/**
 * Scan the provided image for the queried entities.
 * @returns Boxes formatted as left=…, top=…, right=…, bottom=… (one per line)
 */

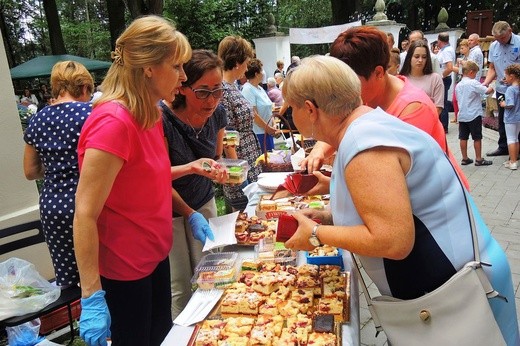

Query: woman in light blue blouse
left=241, top=58, right=279, bottom=151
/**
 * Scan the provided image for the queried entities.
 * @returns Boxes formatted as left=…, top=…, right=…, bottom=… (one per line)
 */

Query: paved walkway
left=359, top=116, right=520, bottom=345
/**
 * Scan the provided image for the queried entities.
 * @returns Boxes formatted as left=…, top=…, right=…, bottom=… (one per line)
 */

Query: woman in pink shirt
left=74, top=16, right=191, bottom=346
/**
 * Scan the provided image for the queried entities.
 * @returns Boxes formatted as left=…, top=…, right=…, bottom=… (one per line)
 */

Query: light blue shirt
left=489, top=34, right=520, bottom=93
left=468, top=45, right=484, bottom=81
left=504, top=85, right=520, bottom=124
left=241, top=82, right=273, bottom=135
left=455, top=76, right=488, bottom=122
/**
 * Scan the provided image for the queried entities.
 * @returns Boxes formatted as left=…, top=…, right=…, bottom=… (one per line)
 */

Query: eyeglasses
left=187, top=86, right=224, bottom=99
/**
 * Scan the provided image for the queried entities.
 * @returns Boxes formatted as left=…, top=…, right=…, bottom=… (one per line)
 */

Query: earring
left=311, top=123, right=315, bottom=138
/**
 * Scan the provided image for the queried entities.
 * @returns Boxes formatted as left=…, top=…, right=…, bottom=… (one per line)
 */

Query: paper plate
left=257, top=172, right=290, bottom=192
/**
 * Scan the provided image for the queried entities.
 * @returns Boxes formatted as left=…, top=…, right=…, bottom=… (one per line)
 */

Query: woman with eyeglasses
left=218, top=36, right=263, bottom=211
left=160, top=49, right=229, bottom=318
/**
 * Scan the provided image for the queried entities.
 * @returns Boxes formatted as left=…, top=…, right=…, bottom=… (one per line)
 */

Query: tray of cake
left=191, top=260, right=351, bottom=346
left=234, top=212, right=278, bottom=246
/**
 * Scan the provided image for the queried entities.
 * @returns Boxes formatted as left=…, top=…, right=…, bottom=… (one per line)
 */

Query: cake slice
left=307, top=332, right=337, bottom=346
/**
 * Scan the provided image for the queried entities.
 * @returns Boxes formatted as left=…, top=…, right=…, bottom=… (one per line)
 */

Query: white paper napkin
left=291, top=148, right=306, bottom=171
left=202, top=211, right=239, bottom=252
left=173, top=289, right=224, bottom=327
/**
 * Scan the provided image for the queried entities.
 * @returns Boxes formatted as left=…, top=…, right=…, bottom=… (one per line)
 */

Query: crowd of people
left=19, top=13, right=520, bottom=346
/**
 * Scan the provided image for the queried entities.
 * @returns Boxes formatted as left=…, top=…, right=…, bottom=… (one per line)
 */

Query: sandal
left=475, top=159, right=493, bottom=166
left=461, top=158, right=473, bottom=165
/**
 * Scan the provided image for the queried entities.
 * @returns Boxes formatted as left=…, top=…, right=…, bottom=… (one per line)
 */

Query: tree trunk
left=106, top=0, right=126, bottom=50
left=42, top=0, right=66, bottom=54
left=0, top=10, right=15, bottom=68
left=330, top=0, right=361, bottom=25
left=127, top=0, right=164, bottom=19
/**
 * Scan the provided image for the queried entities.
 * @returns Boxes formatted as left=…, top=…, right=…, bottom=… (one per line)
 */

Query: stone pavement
left=359, top=115, right=520, bottom=346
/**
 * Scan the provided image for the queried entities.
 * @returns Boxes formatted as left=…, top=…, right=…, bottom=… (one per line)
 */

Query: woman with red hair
left=303, top=26, right=469, bottom=191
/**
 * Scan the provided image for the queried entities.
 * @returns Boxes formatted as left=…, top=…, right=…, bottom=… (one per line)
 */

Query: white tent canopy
left=289, top=21, right=362, bottom=44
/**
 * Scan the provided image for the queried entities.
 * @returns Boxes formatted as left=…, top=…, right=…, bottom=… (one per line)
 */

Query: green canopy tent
left=10, top=54, right=112, bottom=80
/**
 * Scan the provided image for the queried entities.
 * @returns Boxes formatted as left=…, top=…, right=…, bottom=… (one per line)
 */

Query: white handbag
left=353, top=169, right=506, bottom=346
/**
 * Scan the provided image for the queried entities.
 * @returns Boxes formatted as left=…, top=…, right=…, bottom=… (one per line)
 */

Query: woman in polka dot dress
left=23, top=60, right=94, bottom=287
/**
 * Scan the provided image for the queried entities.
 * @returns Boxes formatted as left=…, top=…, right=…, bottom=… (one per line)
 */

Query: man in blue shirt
left=482, top=21, right=520, bottom=157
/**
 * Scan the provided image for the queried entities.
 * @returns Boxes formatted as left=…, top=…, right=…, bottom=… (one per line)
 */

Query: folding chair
left=0, top=220, right=81, bottom=345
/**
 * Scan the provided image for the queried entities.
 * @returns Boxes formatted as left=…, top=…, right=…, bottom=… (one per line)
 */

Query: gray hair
left=282, top=55, right=361, bottom=117
left=492, top=21, right=511, bottom=36
left=267, top=77, right=277, bottom=87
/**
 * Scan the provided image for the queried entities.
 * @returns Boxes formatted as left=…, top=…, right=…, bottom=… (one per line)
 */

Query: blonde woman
left=24, top=60, right=93, bottom=288
left=73, top=16, right=191, bottom=346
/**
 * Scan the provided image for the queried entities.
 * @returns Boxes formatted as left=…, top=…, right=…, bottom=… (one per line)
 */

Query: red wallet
left=276, top=214, right=321, bottom=242
left=282, top=173, right=319, bottom=195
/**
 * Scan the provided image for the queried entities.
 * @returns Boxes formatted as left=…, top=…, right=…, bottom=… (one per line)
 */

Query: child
left=455, top=60, right=494, bottom=166
left=500, top=63, right=520, bottom=170
left=387, top=48, right=400, bottom=76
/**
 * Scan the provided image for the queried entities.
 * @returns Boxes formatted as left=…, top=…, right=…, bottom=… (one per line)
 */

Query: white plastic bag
left=0, top=258, right=60, bottom=320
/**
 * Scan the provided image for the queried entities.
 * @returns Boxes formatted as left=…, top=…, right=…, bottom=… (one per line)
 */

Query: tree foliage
left=165, top=0, right=273, bottom=52
left=2, top=0, right=520, bottom=77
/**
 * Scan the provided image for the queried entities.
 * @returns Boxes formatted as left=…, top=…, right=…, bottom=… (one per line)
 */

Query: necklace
left=185, top=116, right=207, bottom=139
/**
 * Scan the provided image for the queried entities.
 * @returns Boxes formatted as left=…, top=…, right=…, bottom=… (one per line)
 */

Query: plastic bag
left=0, top=257, right=60, bottom=320
left=6, top=318, right=45, bottom=346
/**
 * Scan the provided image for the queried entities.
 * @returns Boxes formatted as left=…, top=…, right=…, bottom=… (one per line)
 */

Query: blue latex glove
left=80, top=290, right=111, bottom=346
left=188, top=212, right=215, bottom=244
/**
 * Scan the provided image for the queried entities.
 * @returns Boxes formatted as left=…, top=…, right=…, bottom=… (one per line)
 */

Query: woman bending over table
left=284, top=55, right=519, bottom=345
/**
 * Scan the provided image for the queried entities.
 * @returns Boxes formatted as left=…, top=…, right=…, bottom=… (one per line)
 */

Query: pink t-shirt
left=78, top=101, right=172, bottom=280
left=386, top=76, right=470, bottom=190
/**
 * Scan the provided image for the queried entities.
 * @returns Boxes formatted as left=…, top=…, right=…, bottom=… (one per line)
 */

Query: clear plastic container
left=223, top=130, right=240, bottom=146
left=217, top=158, right=250, bottom=185
left=254, top=238, right=297, bottom=265
left=191, top=252, right=238, bottom=290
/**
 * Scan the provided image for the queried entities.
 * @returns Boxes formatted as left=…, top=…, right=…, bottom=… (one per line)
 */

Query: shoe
left=505, top=161, right=518, bottom=170
left=486, top=149, right=508, bottom=156
left=461, top=158, right=474, bottom=165
left=475, top=159, right=493, bottom=166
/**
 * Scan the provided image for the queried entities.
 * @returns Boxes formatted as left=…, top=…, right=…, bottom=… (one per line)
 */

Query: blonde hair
left=282, top=55, right=361, bottom=117
left=96, top=15, right=192, bottom=129
left=50, top=61, right=94, bottom=99
left=462, top=60, right=479, bottom=74
left=459, top=39, right=469, bottom=47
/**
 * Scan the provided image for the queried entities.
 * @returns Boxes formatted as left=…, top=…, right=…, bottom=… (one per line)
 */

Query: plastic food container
left=254, top=238, right=297, bottom=266
left=191, top=252, right=238, bottom=290
left=217, top=158, right=249, bottom=185
left=223, top=130, right=240, bottom=146
left=306, top=247, right=344, bottom=270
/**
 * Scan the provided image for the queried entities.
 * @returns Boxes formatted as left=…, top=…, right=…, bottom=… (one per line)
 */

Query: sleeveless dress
left=24, top=101, right=92, bottom=286
left=331, top=107, right=519, bottom=344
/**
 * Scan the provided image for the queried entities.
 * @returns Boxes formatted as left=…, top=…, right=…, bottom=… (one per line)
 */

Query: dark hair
left=399, top=39, right=433, bottom=76
left=245, top=58, right=263, bottom=80
left=438, top=32, right=450, bottom=43
left=172, top=49, right=223, bottom=109
left=218, top=36, right=254, bottom=71
left=330, top=26, right=389, bottom=79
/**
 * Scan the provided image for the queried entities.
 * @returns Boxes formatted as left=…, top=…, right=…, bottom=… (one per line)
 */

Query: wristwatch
left=309, top=224, right=322, bottom=247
